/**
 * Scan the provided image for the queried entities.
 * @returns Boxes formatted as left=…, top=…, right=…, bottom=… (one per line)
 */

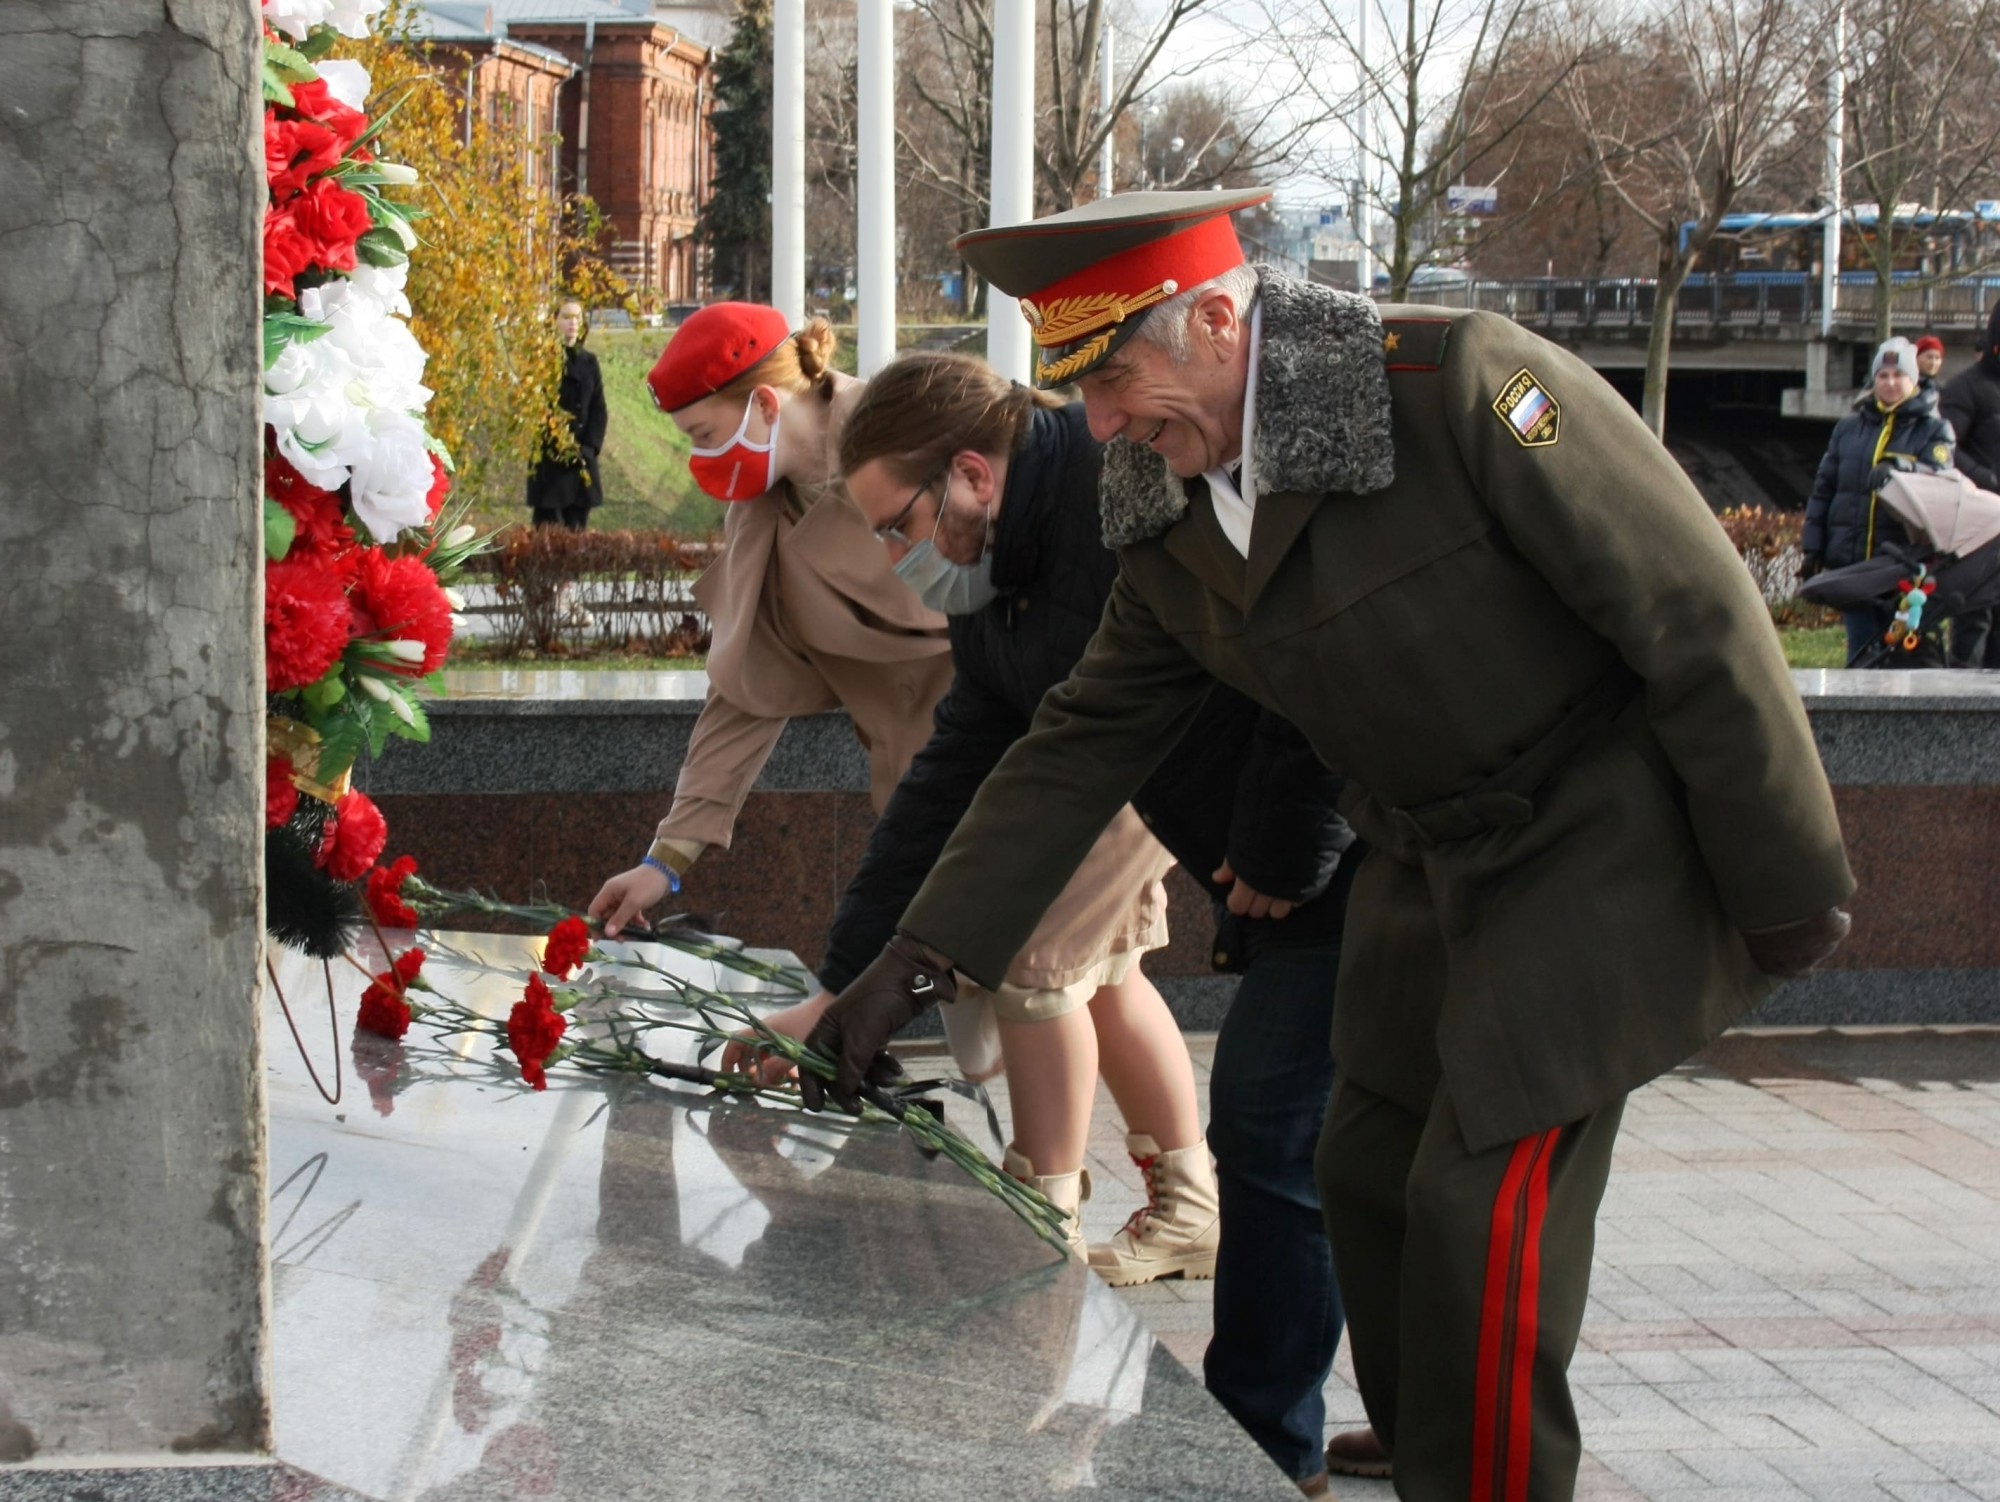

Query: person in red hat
left=589, top=305, right=954, bottom=933
left=1915, top=334, right=1946, bottom=389
left=802, top=190, right=1855, bottom=1500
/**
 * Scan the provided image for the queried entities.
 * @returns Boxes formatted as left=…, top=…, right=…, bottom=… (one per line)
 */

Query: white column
left=1821, top=2, right=1846, bottom=339
left=987, top=0, right=1034, bottom=380
left=1098, top=28, right=1116, bottom=196
left=856, top=0, right=896, bottom=374
left=1353, top=0, right=1374, bottom=294
left=771, top=0, right=806, bottom=324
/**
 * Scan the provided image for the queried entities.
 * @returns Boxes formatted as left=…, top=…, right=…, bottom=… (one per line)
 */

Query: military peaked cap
left=955, top=188, right=1271, bottom=387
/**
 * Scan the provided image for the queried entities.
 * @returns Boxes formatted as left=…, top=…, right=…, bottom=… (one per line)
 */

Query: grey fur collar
left=1098, top=267, right=1396, bottom=548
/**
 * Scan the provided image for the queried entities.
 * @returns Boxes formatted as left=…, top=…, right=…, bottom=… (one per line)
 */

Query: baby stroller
left=1799, top=470, right=2000, bottom=668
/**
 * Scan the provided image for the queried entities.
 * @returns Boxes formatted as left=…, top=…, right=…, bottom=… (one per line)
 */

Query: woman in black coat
left=526, top=299, right=608, bottom=529
left=1804, top=336, right=1955, bottom=661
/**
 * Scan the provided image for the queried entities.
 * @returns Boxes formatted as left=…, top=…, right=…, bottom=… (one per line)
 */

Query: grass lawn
left=588, top=330, right=715, bottom=537
left=1779, top=625, right=1847, bottom=669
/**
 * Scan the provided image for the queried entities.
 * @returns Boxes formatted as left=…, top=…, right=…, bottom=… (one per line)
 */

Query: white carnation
left=265, top=333, right=365, bottom=490
left=313, top=59, right=372, bottom=111
left=261, top=0, right=385, bottom=42
left=347, top=408, right=436, bottom=543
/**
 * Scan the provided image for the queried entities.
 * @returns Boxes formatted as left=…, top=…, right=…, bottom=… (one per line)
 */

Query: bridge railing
left=1394, top=273, right=2000, bottom=330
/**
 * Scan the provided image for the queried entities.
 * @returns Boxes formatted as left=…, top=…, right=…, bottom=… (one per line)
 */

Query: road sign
left=1446, top=184, right=1498, bottom=215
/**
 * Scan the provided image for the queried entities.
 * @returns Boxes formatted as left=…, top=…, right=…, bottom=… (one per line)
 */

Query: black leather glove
left=1801, top=551, right=1825, bottom=580
left=1742, top=907, right=1851, bottom=978
left=800, top=934, right=956, bottom=1112
left=1869, top=458, right=1915, bottom=490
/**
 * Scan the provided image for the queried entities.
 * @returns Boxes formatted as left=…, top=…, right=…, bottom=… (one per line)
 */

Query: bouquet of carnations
left=257, top=0, right=480, bottom=957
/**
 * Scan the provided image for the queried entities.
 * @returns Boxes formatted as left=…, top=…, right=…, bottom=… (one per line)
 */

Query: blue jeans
left=1203, top=944, right=1346, bottom=1480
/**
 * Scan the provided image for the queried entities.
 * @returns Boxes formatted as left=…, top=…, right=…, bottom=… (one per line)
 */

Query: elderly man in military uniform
left=802, top=189, right=1854, bottom=1502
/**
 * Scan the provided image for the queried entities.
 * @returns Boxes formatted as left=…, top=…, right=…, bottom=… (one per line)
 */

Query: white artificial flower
left=262, top=0, right=384, bottom=42
left=358, top=675, right=393, bottom=701
left=314, top=58, right=371, bottom=112
left=347, top=407, right=435, bottom=543
left=384, top=639, right=426, bottom=662
left=265, top=332, right=366, bottom=490
left=444, top=526, right=475, bottom=549
left=372, top=162, right=420, bottom=186
left=341, top=261, right=412, bottom=318
left=296, top=279, right=432, bottom=416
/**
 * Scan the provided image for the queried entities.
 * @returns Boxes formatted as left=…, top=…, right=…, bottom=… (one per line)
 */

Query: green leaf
left=264, top=41, right=319, bottom=84
left=312, top=711, right=365, bottom=782
left=263, top=311, right=329, bottom=368
left=264, top=498, right=296, bottom=561
left=388, top=690, right=431, bottom=745
left=295, top=27, right=339, bottom=61
left=356, top=226, right=409, bottom=268
left=302, top=673, right=346, bottom=712
left=262, top=61, right=296, bottom=107
left=419, top=670, right=449, bottom=697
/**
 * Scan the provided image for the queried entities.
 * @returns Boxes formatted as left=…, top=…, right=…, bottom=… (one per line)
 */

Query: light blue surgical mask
left=893, top=473, right=1001, bottom=615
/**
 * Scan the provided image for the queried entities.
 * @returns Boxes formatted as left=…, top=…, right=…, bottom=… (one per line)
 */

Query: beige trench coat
left=655, top=478, right=954, bottom=856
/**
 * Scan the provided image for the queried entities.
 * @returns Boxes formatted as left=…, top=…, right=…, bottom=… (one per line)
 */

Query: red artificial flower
left=267, top=450, right=354, bottom=561
left=542, top=916, right=591, bottom=979
left=316, top=789, right=388, bottom=882
left=263, top=201, right=316, bottom=298
left=357, top=946, right=426, bottom=1041
left=425, top=453, right=452, bottom=522
left=349, top=549, right=453, bottom=675
left=366, top=854, right=421, bottom=928
left=265, top=109, right=344, bottom=202
left=506, top=974, right=567, bottom=1091
left=267, top=755, right=299, bottom=829
left=265, top=554, right=352, bottom=691
left=291, top=177, right=374, bottom=275
left=287, top=78, right=370, bottom=150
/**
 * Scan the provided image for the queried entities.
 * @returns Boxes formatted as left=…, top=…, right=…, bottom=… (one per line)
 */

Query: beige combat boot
left=1004, top=1144, right=1091, bottom=1258
left=1088, top=1133, right=1221, bottom=1287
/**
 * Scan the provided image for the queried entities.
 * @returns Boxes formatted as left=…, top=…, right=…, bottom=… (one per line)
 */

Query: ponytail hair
left=838, top=352, right=1063, bottom=484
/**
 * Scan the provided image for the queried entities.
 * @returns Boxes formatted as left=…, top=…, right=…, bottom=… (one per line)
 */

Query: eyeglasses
left=872, top=466, right=946, bottom=545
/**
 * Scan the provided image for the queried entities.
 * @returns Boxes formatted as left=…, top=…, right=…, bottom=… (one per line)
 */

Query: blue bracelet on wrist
left=641, top=854, right=682, bottom=893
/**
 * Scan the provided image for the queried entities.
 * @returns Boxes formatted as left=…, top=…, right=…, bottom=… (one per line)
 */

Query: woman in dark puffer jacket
left=1804, top=336, right=1955, bottom=661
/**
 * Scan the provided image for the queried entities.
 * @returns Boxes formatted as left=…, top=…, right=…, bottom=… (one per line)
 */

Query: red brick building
left=415, top=2, right=717, bottom=303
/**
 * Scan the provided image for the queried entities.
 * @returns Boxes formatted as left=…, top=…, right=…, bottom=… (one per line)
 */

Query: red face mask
left=686, top=397, right=779, bottom=502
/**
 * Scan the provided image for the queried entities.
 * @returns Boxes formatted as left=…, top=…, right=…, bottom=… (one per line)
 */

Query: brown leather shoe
left=1296, top=1471, right=1331, bottom=1497
left=1324, top=1426, right=1392, bottom=1479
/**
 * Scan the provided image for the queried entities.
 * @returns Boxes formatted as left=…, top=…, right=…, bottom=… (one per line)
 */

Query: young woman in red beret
left=589, top=304, right=954, bottom=930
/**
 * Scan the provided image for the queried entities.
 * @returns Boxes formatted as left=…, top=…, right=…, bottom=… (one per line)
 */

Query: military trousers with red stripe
left=1316, top=1075, right=1623, bottom=1502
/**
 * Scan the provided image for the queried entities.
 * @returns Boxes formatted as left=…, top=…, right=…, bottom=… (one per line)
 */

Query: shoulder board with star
left=1381, top=318, right=1451, bottom=372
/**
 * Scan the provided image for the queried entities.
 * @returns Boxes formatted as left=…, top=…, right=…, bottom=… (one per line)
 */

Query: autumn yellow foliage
left=341, top=3, right=628, bottom=528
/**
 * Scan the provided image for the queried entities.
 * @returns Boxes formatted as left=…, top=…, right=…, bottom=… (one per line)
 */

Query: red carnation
left=316, top=789, right=388, bottom=882
left=267, top=451, right=354, bottom=561
left=265, top=554, right=352, bottom=691
left=266, top=110, right=344, bottom=202
left=349, top=550, right=453, bottom=675
left=542, top=916, right=591, bottom=980
left=358, top=946, right=426, bottom=1041
left=425, top=453, right=452, bottom=522
left=287, top=78, right=370, bottom=150
left=267, top=755, right=299, bottom=829
left=264, top=201, right=316, bottom=298
left=507, top=974, right=568, bottom=1091
left=292, top=177, right=374, bottom=275
left=366, top=854, right=421, bottom=929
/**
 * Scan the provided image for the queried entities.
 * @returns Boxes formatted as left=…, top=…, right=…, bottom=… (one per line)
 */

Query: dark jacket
left=816, top=402, right=1353, bottom=995
left=1804, top=383, right=1954, bottom=569
left=527, top=344, right=608, bottom=511
left=1940, top=314, right=2000, bottom=491
left=900, top=283, right=1852, bottom=1152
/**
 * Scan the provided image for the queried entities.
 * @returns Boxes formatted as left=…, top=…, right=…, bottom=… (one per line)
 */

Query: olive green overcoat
left=900, top=275, right=1854, bottom=1152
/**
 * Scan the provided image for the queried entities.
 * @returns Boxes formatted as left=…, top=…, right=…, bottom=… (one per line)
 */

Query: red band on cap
left=1022, top=213, right=1247, bottom=350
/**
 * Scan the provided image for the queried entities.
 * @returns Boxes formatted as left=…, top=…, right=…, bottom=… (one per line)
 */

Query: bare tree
left=1563, top=0, right=1828, bottom=435
left=1839, top=0, right=2000, bottom=341
left=1264, top=0, right=1588, bottom=298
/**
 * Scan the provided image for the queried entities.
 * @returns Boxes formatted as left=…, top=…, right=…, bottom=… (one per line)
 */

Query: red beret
left=646, top=303, right=792, bottom=413
left=1916, top=335, right=1945, bottom=355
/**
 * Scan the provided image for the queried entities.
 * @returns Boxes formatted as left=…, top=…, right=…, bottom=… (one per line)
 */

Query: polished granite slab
left=254, top=932, right=1297, bottom=1502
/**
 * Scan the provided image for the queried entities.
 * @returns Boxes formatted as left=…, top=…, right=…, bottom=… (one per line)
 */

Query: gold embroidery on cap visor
left=1018, top=282, right=1179, bottom=347
left=1036, top=331, right=1117, bottom=386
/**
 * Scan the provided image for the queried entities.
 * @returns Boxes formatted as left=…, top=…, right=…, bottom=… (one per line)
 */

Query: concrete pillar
left=986, top=0, right=1034, bottom=381
left=0, top=0, right=268, bottom=1462
left=856, top=0, right=896, bottom=376
left=771, top=0, right=806, bottom=325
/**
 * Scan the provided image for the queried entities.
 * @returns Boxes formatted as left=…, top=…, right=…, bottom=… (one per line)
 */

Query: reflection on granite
left=261, top=934, right=1295, bottom=1501
left=0, top=1465, right=370, bottom=1501
left=1792, top=667, right=2000, bottom=706
left=438, top=669, right=715, bottom=703
left=1831, top=786, right=2000, bottom=970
